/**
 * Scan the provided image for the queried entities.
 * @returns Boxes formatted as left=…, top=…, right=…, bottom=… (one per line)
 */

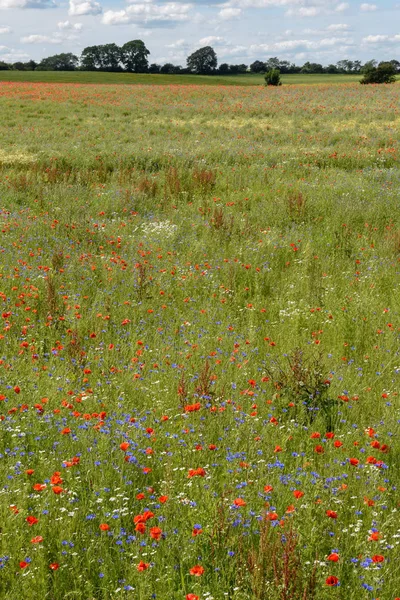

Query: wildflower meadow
left=0, top=80, right=400, bottom=600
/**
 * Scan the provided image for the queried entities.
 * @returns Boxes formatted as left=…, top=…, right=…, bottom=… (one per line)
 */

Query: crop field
left=0, top=71, right=367, bottom=86
left=0, top=81, right=399, bottom=600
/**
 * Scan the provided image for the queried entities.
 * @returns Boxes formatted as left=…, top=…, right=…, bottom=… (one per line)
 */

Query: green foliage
left=121, top=39, right=150, bottom=73
left=360, top=62, right=397, bottom=84
left=187, top=46, right=217, bottom=74
left=264, top=68, right=282, bottom=86
left=37, top=53, right=79, bottom=71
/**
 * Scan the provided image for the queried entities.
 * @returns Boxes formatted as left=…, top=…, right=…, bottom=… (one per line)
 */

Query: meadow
left=0, top=80, right=399, bottom=600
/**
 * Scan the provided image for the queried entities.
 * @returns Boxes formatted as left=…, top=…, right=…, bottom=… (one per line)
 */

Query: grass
left=0, top=80, right=399, bottom=600
left=0, top=70, right=372, bottom=85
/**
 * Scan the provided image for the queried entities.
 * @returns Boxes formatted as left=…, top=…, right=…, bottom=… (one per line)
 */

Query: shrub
left=264, top=68, right=282, bottom=86
left=360, top=62, right=396, bottom=84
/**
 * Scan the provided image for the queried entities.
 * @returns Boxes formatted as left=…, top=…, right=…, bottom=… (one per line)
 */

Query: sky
left=0, top=0, right=399, bottom=66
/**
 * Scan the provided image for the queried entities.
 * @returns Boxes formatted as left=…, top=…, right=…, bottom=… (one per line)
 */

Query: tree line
left=0, top=41, right=399, bottom=77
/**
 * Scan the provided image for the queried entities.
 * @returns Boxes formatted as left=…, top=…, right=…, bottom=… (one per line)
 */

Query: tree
left=250, top=60, right=265, bottom=73
left=121, top=40, right=150, bottom=73
left=264, top=68, right=281, bottom=86
left=389, top=59, right=400, bottom=73
left=37, top=53, right=78, bottom=71
left=301, top=62, right=324, bottom=74
left=99, top=43, right=122, bottom=71
left=360, top=59, right=377, bottom=74
left=218, top=63, right=230, bottom=74
left=148, top=63, right=161, bottom=74
left=0, top=61, right=10, bottom=70
left=81, top=46, right=101, bottom=70
left=13, top=62, right=26, bottom=71
left=360, top=62, right=396, bottom=84
left=187, top=46, right=217, bottom=74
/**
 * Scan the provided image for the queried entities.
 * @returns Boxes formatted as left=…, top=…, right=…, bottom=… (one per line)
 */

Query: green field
left=0, top=80, right=400, bottom=600
left=0, top=70, right=370, bottom=85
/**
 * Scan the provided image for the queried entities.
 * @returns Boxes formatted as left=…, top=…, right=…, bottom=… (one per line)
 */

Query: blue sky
left=0, top=0, right=399, bottom=66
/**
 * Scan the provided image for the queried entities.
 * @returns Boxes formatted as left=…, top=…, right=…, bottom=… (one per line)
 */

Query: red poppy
left=325, top=576, right=339, bottom=586
left=31, top=536, right=43, bottom=544
left=372, top=555, right=384, bottom=563
left=150, top=527, right=162, bottom=540
left=233, top=498, right=246, bottom=506
left=325, top=432, right=335, bottom=439
left=293, top=490, right=304, bottom=499
left=274, top=445, right=282, bottom=453
left=135, top=523, right=146, bottom=534
left=349, top=458, right=359, bottom=466
left=25, top=469, right=34, bottom=476
left=264, top=485, right=273, bottom=493
left=14, top=386, right=21, bottom=394
left=26, top=516, right=38, bottom=526
left=137, top=561, right=149, bottom=571
left=265, top=511, right=279, bottom=521
left=49, top=563, right=59, bottom=570
left=61, top=427, right=71, bottom=435
left=120, top=442, right=130, bottom=451
left=334, top=440, right=343, bottom=448
left=33, top=483, right=46, bottom=492
left=326, top=510, right=338, bottom=519
left=314, top=445, right=324, bottom=454
left=327, top=553, right=339, bottom=562
left=186, top=595, right=199, bottom=600
left=159, top=495, right=168, bottom=503
left=52, top=486, right=63, bottom=495
left=189, top=565, right=205, bottom=576
left=51, top=472, right=63, bottom=485
left=99, top=523, right=110, bottom=531
left=19, top=561, right=29, bottom=569
left=188, top=468, right=206, bottom=478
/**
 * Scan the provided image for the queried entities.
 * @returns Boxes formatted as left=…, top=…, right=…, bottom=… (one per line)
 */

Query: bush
left=360, top=62, right=396, bottom=84
left=264, top=69, right=281, bottom=86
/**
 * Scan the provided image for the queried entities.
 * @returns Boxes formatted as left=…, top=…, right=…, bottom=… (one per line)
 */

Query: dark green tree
left=0, top=61, right=10, bottom=70
left=37, top=53, right=78, bottom=71
left=148, top=63, right=161, bottom=73
left=99, top=44, right=122, bottom=71
left=121, top=40, right=150, bottom=73
left=250, top=60, right=265, bottom=73
left=360, top=62, right=396, bottom=84
left=81, top=46, right=102, bottom=70
left=264, top=68, right=281, bottom=86
left=218, top=62, right=230, bottom=74
left=186, top=46, right=217, bottom=74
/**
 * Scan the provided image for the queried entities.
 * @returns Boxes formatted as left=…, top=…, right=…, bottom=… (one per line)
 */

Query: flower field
left=0, top=81, right=400, bottom=600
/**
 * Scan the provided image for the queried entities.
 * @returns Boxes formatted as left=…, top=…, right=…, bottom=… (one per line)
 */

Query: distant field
left=0, top=70, right=371, bottom=85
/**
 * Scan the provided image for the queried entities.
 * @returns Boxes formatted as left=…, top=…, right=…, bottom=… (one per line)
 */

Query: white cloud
left=58, top=20, right=82, bottom=30
left=286, top=7, right=321, bottom=17
left=21, top=34, right=62, bottom=43
left=327, top=23, right=349, bottom=30
left=0, top=48, right=29, bottom=61
left=360, top=3, right=377, bottom=11
left=218, top=7, right=242, bottom=19
left=0, top=0, right=55, bottom=8
left=0, top=25, right=11, bottom=32
left=199, top=35, right=226, bottom=45
left=335, top=2, right=349, bottom=11
left=363, top=34, right=400, bottom=44
left=166, top=38, right=186, bottom=48
left=69, top=0, right=102, bottom=16
left=102, top=2, right=192, bottom=26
